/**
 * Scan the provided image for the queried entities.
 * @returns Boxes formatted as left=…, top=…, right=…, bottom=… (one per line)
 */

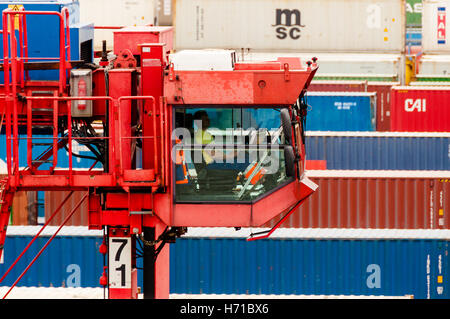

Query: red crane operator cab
left=156, top=49, right=319, bottom=237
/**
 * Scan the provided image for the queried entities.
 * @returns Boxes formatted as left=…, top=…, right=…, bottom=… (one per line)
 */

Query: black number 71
left=112, top=238, right=128, bottom=287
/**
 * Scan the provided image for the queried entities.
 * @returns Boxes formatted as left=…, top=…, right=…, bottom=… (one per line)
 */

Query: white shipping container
left=174, top=0, right=405, bottom=53
left=79, top=0, right=156, bottom=51
left=239, top=52, right=404, bottom=82
left=417, top=54, right=450, bottom=74
left=422, top=0, right=450, bottom=53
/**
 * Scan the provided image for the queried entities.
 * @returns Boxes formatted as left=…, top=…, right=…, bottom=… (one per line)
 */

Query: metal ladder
left=0, top=178, right=15, bottom=263
left=26, top=90, right=61, bottom=173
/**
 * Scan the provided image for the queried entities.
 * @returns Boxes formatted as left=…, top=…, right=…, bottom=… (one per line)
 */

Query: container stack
left=2, top=0, right=449, bottom=299
left=413, top=0, right=450, bottom=85
left=165, top=0, right=450, bottom=298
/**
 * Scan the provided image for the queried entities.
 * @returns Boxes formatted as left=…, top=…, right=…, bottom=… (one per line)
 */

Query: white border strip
left=305, top=131, right=450, bottom=137
left=0, top=287, right=413, bottom=299
left=5, top=226, right=450, bottom=240
left=306, top=91, right=376, bottom=97
left=170, top=293, right=413, bottom=299
left=393, top=85, right=450, bottom=91
left=5, top=226, right=102, bottom=237
left=184, top=227, right=450, bottom=240
left=305, top=170, right=450, bottom=178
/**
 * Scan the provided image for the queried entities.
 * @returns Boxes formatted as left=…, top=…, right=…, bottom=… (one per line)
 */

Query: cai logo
left=404, top=98, right=427, bottom=112
left=272, top=9, right=305, bottom=40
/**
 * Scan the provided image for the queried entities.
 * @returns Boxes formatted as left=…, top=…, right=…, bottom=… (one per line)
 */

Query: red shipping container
left=391, top=86, right=450, bottom=132
left=264, top=171, right=450, bottom=229
left=367, top=82, right=399, bottom=131
left=45, top=191, right=89, bottom=226
left=308, top=80, right=366, bottom=92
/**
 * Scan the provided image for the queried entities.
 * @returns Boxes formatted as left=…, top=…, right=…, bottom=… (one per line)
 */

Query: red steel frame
left=0, top=8, right=319, bottom=299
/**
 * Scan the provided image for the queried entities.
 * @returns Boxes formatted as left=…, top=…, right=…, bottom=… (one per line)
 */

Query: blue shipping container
left=305, top=132, right=450, bottom=170
left=0, top=231, right=103, bottom=288
left=0, top=134, right=103, bottom=171
left=1, top=228, right=448, bottom=299
left=305, top=92, right=376, bottom=131
left=171, top=237, right=449, bottom=299
left=0, top=0, right=94, bottom=82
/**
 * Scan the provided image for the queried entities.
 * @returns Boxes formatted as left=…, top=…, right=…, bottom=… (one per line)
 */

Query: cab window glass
left=174, top=106, right=292, bottom=202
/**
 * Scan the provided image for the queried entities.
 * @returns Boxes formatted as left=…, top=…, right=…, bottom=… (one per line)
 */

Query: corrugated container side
left=307, top=81, right=397, bottom=131
left=2, top=229, right=448, bottom=299
left=0, top=234, right=103, bottom=287
left=305, top=134, right=450, bottom=170
left=263, top=175, right=450, bottom=229
left=0, top=134, right=102, bottom=174
left=308, top=81, right=367, bottom=92
left=174, top=0, right=405, bottom=53
left=422, top=0, right=450, bottom=54
left=391, top=86, right=450, bottom=132
left=170, top=237, right=449, bottom=299
left=45, top=191, right=89, bottom=226
left=11, top=192, right=30, bottom=226
left=366, top=82, right=398, bottom=131
left=306, top=92, right=376, bottom=131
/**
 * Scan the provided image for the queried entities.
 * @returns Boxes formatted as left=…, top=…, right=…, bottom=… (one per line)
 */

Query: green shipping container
left=407, top=0, right=422, bottom=28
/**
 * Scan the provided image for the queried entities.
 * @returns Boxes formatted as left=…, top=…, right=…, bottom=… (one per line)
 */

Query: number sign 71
left=109, top=237, right=131, bottom=288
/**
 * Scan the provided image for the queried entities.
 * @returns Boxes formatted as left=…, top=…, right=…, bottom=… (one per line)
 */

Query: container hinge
left=283, top=63, right=290, bottom=81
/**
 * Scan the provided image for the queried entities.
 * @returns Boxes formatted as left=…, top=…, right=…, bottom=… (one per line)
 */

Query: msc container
left=174, top=0, right=405, bottom=53
left=172, top=231, right=449, bottom=299
left=79, top=0, right=155, bottom=51
left=241, top=52, right=404, bottom=83
left=390, top=86, right=450, bottom=132
left=422, top=0, right=450, bottom=54
left=264, top=170, right=450, bottom=229
left=305, top=132, right=450, bottom=171
left=305, top=92, right=376, bottom=131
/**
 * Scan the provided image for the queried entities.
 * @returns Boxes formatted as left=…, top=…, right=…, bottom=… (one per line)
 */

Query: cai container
left=172, top=229, right=449, bottom=299
left=305, top=92, right=376, bottom=131
left=174, top=0, right=405, bottom=53
left=390, top=86, right=450, bottom=132
left=305, top=131, right=450, bottom=171
left=264, top=170, right=450, bottom=229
